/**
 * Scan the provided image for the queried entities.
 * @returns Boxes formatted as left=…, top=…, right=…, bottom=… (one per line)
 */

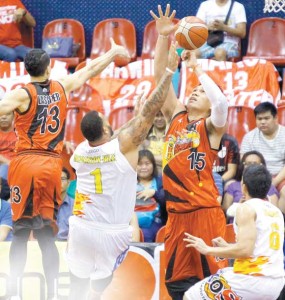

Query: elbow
left=236, top=245, right=254, bottom=258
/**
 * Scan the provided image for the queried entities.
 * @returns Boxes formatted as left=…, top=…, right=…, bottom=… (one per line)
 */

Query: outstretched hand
left=183, top=232, right=210, bottom=255
left=109, top=37, right=130, bottom=59
left=150, top=4, right=177, bottom=36
left=181, top=50, right=198, bottom=69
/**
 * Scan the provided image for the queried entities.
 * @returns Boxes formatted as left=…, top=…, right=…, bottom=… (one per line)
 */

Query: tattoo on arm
left=122, top=72, right=172, bottom=147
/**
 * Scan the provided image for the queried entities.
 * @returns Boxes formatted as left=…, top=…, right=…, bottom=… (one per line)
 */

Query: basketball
left=175, top=16, right=208, bottom=50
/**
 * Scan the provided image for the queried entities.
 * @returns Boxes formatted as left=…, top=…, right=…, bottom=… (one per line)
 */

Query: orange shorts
left=165, top=207, right=228, bottom=283
left=8, top=152, right=63, bottom=234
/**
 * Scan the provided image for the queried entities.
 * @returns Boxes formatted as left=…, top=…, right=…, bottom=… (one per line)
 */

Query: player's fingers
left=150, top=10, right=158, bottom=20
left=165, top=3, right=170, bottom=17
left=158, top=5, right=163, bottom=17
left=169, top=10, right=176, bottom=20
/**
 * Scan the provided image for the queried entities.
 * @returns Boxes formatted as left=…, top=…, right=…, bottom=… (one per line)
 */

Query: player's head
left=24, top=49, right=51, bottom=77
left=186, top=85, right=211, bottom=117
left=81, top=111, right=111, bottom=142
left=242, top=164, right=272, bottom=200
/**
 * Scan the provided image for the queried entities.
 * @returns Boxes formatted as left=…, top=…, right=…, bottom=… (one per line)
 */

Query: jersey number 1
left=90, top=168, right=103, bottom=194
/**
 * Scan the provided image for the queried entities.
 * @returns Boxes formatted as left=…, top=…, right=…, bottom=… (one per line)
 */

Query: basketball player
left=0, top=39, right=130, bottom=300
left=184, top=164, right=285, bottom=300
left=66, top=41, right=179, bottom=300
left=150, top=4, right=229, bottom=299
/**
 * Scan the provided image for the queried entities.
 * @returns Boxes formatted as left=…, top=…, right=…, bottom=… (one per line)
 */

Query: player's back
left=233, top=198, right=284, bottom=278
left=70, top=138, right=137, bottom=225
left=14, top=80, right=68, bottom=154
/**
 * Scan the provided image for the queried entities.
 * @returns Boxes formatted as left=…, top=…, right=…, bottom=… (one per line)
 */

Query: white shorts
left=66, top=216, right=132, bottom=280
left=184, top=267, right=285, bottom=300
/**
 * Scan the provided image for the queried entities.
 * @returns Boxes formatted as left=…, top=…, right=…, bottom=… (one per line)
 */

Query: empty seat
left=64, top=106, right=90, bottom=146
left=227, top=106, right=256, bottom=146
left=42, top=19, right=86, bottom=68
left=155, top=225, right=165, bottom=243
left=91, top=18, right=137, bottom=67
left=243, top=17, right=285, bottom=66
left=68, top=83, right=104, bottom=112
left=141, top=19, right=179, bottom=60
left=108, top=105, right=135, bottom=131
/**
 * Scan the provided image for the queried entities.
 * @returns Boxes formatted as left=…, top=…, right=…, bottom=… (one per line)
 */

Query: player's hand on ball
left=150, top=4, right=177, bottom=36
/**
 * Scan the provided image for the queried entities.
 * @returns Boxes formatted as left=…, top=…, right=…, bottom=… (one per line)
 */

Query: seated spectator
left=141, top=110, right=166, bottom=175
left=135, top=149, right=166, bottom=242
left=0, top=112, right=17, bottom=179
left=0, top=0, right=36, bottom=62
left=196, top=0, right=246, bottom=61
left=57, top=167, right=74, bottom=240
left=240, top=102, right=285, bottom=214
left=223, top=150, right=279, bottom=223
left=213, top=133, right=239, bottom=185
left=0, top=177, right=12, bottom=241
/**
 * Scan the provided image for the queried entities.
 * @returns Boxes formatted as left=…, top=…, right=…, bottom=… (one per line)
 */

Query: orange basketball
left=175, top=16, right=208, bottom=50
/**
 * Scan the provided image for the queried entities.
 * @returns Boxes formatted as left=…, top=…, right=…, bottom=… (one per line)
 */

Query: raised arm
left=183, top=50, right=228, bottom=138
left=118, top=42, right=179, bottom=168
left=150, top=4, right=184, bottom=123
left=59, top=38, right=130, bottom=94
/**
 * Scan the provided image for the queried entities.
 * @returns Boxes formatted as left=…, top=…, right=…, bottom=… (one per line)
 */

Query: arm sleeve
left=198, top=73, right=228, bottom=127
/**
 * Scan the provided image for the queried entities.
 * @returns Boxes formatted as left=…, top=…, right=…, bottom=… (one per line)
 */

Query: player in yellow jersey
left=184, top=164, right=284, bottom=300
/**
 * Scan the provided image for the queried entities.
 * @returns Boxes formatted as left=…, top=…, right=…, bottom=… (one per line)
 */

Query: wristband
left=166, top=67, right=174, bottom=74
left=159, top=34, right=169, bottom=39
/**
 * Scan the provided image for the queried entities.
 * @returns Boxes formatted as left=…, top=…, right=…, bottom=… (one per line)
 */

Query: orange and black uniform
left=8, top=80, right=68, bottom=233
left=162, top=112, right=227, bottom=295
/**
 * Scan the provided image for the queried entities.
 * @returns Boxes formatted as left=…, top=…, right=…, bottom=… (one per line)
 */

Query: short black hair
left=254, top=102, right=277, bottom=118
left=80, top=111, right=104, bottom=142
left=24, top=49, right=50, bottom=77
left=62, top=167, right=70, bottom=180
left=242, top=164, right=272, bottom=199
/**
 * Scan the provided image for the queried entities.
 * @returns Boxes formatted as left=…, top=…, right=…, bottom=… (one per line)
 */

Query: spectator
left=184, top=164, right=284, bottom=300
left=136, top=149, right=166, bottom=242
left=196, top=0, right=246, bottom=61
left=0, top=112, right=17, bottom=180
left=0, top=0, right=36, bottom=62
left=141, top=111, right=166, bottom=175
left=57, top=167, right=74, bottom=241
left=240, top=102, right=285, bottom=214
left=0, top=177, right=12, bottom=241
left=212, top=171, right=223, bottom=203
left=223, top=150, right=279, bottom=223
left=213, top=133, right=239, bottom=185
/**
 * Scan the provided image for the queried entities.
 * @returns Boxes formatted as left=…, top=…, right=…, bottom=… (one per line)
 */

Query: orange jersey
left=14, top=80, right=68, bottom=154
left=162, top=112, right=220, bottom=212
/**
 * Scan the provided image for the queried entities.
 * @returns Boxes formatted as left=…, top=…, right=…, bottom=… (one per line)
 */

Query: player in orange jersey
left=0, top=39, right=130, bottom=300
left=151, top=4, right=229, bottom=299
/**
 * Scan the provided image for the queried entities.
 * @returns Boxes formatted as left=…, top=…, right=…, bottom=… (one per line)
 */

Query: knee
left=214, top=48, right=227, bottom=61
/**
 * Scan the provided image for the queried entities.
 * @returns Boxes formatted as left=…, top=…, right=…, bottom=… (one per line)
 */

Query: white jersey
left=70, top=138, right=137, bottom=224
left=233, top=198, right=284, bottom=278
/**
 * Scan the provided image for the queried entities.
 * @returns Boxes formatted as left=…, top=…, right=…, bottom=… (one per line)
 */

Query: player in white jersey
left=66, top=41, right=179, bottom=300
left=183, top=164, right=285, bottom=300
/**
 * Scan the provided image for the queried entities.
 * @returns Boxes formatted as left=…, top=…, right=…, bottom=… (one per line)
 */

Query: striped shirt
left=240, top=125, right=285, bottom=175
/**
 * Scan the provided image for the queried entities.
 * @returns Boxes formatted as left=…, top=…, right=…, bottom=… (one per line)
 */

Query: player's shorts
left=165, top=207, right=228, bottom=284
left=66, top=216, right=133, bottom=280
left=199, top=42, right=239, bottom=59
left=184, top=267, right=285, bottom=300
left=8, top=151, right=62, bottom=234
